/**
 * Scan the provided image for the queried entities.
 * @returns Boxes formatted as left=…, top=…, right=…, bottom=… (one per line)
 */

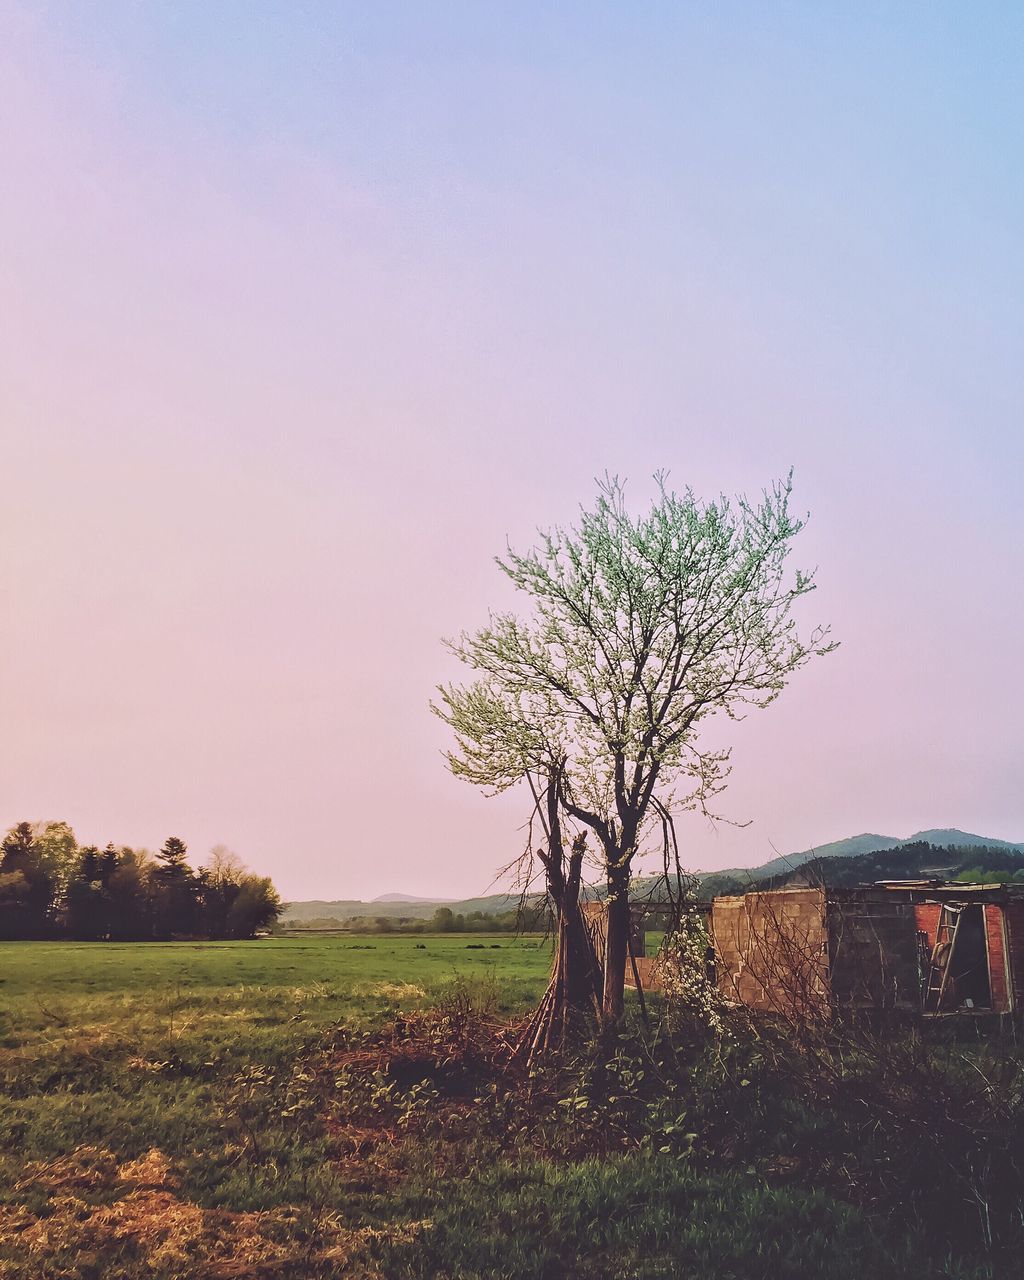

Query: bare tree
left=205, top=845, right=247, bottom=883
left=436, top=472, right=833, bottom=1033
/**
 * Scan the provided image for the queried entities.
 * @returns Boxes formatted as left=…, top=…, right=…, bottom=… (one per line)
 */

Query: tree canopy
left=437, top=472, right=834, bottom=1022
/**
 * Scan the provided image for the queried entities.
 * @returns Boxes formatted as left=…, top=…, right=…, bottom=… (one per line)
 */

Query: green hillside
left=751, top=840, right=1024, bottom=891
left=907, top=828, right=1024, bottom=853
left=283, top=829, right=1024, bottom=922
left=696, top=828, right=1024, bottom=896
left=700, top=833, right=900, bottom=891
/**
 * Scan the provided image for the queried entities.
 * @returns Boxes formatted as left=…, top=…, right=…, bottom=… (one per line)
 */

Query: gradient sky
left=2, top=3, right=1022, bottom=901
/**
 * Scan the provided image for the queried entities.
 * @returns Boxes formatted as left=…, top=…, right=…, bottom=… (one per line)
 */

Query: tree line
left=0, top=821, right=282, bottom=941
left=284, top=906, right=547, bottom=934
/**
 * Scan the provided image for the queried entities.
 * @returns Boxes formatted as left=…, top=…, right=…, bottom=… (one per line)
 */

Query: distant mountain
left=283, top=828, right=1024, bottom=921
left=371, top=893, right=451, bottom=904
left=736, top=833, right=901, bottom=883
left=906, top=828, right=1024, bottom=852
left=282, top=892, right=523, bottom=923
left=699, top=828, right=1024, bottom=891
left=748, top=839, right=1024, bottom=893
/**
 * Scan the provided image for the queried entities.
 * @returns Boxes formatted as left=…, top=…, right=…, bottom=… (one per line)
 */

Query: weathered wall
left=915, top=902, right=941, bottom=942
left=581, top=901, right=647, bottom=972
left=628, top=955, right=661, bottom=991
left=827, top=894, right=920, bottom=1011
left=613, top=889, right=1024, bottom=1014
left=711, top=889, right=830, bottom=1018
left=984, top=905, right=1011, bottom=1012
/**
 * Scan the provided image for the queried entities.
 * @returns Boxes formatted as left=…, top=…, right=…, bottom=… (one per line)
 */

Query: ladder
left=924, top=905, right=962, bottom=1012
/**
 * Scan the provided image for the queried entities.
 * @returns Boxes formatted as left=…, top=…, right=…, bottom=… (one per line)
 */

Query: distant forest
left=0, top=821, right=281, bottom=941
left=741, top=841, right=1024, bottom=893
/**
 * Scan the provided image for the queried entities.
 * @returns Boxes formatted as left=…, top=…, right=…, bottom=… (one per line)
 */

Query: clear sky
left=2, top=3, right=1022, bottom=900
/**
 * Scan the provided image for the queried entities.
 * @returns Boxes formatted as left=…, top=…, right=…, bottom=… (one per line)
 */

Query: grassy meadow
left=0, top=936, right=1014, bottom=1278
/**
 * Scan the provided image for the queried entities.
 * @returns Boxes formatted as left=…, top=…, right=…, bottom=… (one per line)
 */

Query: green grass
left=374, top=1156, right=932, bottom=1280
left=0, top=937, right=1006, bottom=1278
left=0, top=936, right=550, bottom=1277
left=0, top=933, right=549, bottom=1016
left=0, top=934, right=547, bottom=1092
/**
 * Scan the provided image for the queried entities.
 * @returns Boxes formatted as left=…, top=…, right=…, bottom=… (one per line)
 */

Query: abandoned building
left=589, top=882, right=1024, bottom=1018
left=711, top=886, right=921, bottom=1018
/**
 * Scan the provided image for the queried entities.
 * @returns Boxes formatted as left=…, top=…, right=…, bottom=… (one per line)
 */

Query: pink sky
left=2, top=5, right=1022, bottom=900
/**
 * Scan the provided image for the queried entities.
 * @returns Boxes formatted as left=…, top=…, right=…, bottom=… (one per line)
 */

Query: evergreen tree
left=66, top=846, right=106, bottom=939
left=0, top=824, right=280, bottom=942
left=151, top=836, right=198, bottom=938
left=99, top=843, right=119, bottom=882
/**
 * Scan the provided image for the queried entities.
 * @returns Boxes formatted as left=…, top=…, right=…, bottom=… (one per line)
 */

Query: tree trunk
left=601, top=871, right=630, bottom=1025
left=515, top=831, right=601, bottom=1064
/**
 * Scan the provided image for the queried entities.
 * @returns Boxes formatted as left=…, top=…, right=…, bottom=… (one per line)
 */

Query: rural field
left=1, top=935, right=1015, bottom=1279
left=5, top=3, right=1020, bottom=1277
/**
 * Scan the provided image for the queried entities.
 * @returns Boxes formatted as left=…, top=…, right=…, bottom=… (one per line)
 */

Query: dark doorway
left=948, top=905, right=992, bottom=1010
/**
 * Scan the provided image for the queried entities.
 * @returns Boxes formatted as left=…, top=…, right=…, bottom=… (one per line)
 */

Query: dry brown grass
left=0, top=1144, right=430, bottom=1279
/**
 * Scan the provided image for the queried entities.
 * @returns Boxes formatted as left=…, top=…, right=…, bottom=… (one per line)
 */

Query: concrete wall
left=581, top=901, right=647, bottom=974
left=827, top=894, right=920, bottom=1011
left=628, top=955, right=661, bottom=991
left=711, top=888, right=831, bottom=1018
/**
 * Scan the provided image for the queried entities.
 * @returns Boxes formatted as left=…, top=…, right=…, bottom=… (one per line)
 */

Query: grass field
left=0, top=937, right=1011, bottom=1278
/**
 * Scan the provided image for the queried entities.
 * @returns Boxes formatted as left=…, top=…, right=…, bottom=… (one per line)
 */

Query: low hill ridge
left=371, top=893, right=451, bottom=904
left=282, top=827, right=1023, bottom=922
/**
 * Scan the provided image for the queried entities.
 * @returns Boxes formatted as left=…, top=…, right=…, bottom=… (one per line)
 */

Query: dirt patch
left=330, top=1008, right=517, bottom=1090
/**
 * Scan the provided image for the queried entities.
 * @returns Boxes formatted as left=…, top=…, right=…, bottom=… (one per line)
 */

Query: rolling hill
left=698, top=828, right=1024, bottom=893
left=281, top=893, right=523, bottom=923
left=281, top=828, right=1023, bottom=922
left=371, top=893, right=451, bottom=904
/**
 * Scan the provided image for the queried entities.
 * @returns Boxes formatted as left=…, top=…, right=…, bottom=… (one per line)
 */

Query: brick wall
left=915, top=903, right=941, bottom=944
left=1004, top=903, right=1024, bottom=1011
left=984, top=905, right=1011, bottom=1013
